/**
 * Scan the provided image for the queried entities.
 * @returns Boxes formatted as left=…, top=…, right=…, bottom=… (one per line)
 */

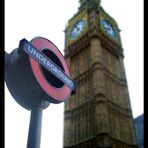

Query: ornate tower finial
left=79, top=0, right=101, bottom=5
left=79, top=0, right=101, bottom=10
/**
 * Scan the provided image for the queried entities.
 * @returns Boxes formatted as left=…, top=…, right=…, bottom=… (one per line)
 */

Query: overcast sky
left=5, top=0, right=143, bottom=148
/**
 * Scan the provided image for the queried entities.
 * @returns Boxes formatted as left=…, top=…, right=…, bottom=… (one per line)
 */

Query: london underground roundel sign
left=19, top=37, right=76, bottom=102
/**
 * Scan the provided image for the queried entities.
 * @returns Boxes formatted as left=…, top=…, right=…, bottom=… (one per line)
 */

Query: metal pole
left=27, top=106, right=43, bottom=148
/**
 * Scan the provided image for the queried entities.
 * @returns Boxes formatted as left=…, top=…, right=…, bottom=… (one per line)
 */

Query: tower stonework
left=63, top=0, right=137, bottom=147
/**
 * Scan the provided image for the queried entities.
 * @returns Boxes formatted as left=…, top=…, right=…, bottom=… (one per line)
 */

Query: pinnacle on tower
left=79, top=0, right=101, bottom=10
left=79, top=0, right=101, bottom=5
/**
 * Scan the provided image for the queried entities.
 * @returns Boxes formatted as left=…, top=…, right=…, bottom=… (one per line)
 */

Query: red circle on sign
left=29, top=37, right=71, bottom=102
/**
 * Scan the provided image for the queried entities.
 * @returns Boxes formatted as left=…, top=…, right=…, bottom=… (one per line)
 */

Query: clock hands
left=102, top=19, right=116, bottom=37
left=69, top=19, right=87, bottom=40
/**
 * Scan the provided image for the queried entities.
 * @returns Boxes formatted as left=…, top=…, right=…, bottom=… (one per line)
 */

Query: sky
left=5, top=0, right=143, bottom=148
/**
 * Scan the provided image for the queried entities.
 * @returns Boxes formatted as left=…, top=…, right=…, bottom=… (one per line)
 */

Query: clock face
left=101, top=19, right=116, bottom=38
left=69, top=19, right=87, bottom=40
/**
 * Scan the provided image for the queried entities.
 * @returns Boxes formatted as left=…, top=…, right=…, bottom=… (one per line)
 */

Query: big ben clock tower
left=63, top=0, right=137, bottom=147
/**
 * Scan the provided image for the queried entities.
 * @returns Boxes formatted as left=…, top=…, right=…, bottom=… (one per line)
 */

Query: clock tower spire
left=79, top=0, right=101, bottom=10
left=79, top=0, right=101, bottom=5
left=63, top=1, right=137, bottom=148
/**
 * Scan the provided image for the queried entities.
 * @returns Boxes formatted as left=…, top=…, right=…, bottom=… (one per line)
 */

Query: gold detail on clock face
left=69, top=19, right=87, bottom=40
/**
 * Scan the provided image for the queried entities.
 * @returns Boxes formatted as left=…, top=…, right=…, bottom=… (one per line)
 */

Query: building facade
left=63, top=0, right=137, bottom=147
left=134, top=114, right=144, bottom=148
